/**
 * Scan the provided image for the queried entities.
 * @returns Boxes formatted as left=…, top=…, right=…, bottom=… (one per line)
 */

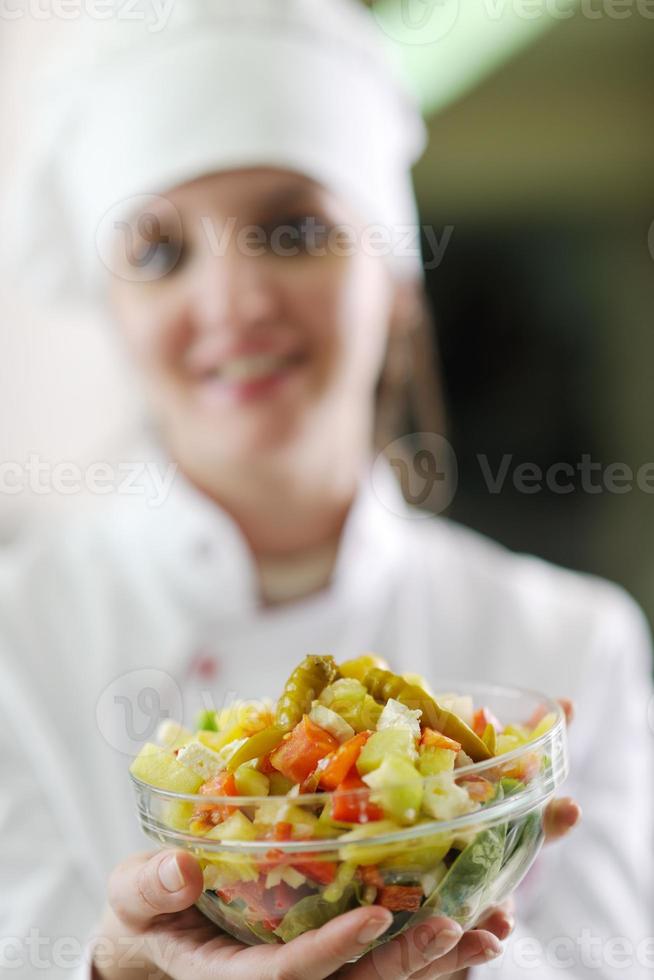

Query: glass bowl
left=130, top=683, right=568, bottom=952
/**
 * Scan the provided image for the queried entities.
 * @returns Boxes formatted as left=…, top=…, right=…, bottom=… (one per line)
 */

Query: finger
left=543, top=796, right=582, bottom=843
left=474, top=898, right=515, bottom=941
left=411, top=928, right=503, bottom=977
left=455, top=929, right=504, bottom=969
left=557, top=698, right=575, bottom=726
left=271, top=905, right=394, bottom=980
left=108, top=849, right=204, bottom=929
left=340, top=916, right=464, bottom=980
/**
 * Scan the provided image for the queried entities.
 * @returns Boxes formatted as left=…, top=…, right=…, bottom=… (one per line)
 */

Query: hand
left=446, top=697, right=582, bottom=980
left=442, top=794, right=582, bottom=980
left=92, top=849, right=505, bottom=980
left=93, top=699, right=581, bottom=980
left=543, top=698, right=582, bottom=843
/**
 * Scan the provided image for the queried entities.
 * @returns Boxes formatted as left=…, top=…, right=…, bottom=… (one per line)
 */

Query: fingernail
left=357, top=914, right=392, bottom=945
left=484, top=944, right=502, bottom=960
left=158, top=854, right=185, bottom=893
left=554, top=800, right=578, bottom=826
left=426, top=926, right=463, bottom=956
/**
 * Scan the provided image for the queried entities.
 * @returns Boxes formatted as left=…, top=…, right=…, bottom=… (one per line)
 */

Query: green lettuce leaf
left=274, top=884, right=362, bottom=943
left=488, top=809, right=543, bottom=907
left=424, top=822, right=507, bottom=924
left=498, top=777, right=526, bottom=798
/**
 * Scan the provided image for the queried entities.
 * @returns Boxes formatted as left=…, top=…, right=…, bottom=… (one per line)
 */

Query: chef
left=1, top=1, right=652, bottom=978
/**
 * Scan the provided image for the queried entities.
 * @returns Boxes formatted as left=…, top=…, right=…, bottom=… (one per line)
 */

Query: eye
left=144, top=239, right=187, bottom=278
left=114, top=212, right=187, bottom=281
left=264, top=214, right=333, bottom=256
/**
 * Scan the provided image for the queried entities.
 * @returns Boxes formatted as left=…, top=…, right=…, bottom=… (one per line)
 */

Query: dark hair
left=375, top=285, right=446, bottom=447
left=375, top=285, right=454, bottom=515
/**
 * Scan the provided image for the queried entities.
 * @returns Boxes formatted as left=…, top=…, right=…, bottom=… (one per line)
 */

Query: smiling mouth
left=199, top=351, right=305, bottom=388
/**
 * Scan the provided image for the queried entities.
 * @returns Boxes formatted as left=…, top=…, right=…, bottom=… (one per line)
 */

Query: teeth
left=218, top=353, right=289, bottom=383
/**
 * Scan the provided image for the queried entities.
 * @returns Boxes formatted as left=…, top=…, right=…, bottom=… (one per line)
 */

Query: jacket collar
left=118, top=446, right=412, bottom=622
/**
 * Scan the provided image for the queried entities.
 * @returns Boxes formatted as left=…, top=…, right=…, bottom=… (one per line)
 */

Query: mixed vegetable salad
left=130, top=655, right=559, bottom=945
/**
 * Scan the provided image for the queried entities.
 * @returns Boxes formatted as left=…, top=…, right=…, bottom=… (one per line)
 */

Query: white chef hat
left=7, top=0, right=428, bottom=305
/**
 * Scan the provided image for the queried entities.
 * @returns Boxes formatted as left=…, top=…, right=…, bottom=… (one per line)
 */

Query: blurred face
left=109, top=168, right=399, bottom=472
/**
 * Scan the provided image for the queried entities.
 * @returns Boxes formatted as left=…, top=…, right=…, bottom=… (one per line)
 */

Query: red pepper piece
left=332, top=770, right=384, bottom=824
left=377, top=885, right=423, bottom=912
left=292, top=859, right=338, bottom=885
left=472, top=707, right=502, bottom=738
left=359, top=865, right=385, bottom=890
left=193, top=771, right=238, bottom=826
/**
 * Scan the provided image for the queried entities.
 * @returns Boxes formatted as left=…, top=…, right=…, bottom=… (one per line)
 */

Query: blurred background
left=1, top=1, right=653, bottom=624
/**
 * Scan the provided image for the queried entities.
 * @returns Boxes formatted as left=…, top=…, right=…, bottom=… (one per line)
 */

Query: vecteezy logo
left=368, top=924, right=441, bottom=979
left=392, top=447, right=444, bottom=506
left=372, top=432, right=458, bottom=518
left=96, top=667, right=184, bottom=756
left=96, top=193, right=183, bottom=283
left=115, top=213, right=170, bottom=270
left=372, top=0, right=460, bottom=45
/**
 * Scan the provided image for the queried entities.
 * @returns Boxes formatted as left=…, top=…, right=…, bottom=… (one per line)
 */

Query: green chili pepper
left=338, top=655, right=387, bottom=683
left=195, top=709, right=218, bottom=732
left=225, top=726, right=286, bottom=772
left=275, top=655, right=338, bottom=732
left=363, top=667, right=492, bottom=762
left=482, top=723, right=497, bottom=755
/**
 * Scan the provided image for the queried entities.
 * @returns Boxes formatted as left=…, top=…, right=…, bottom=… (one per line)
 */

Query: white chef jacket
left=0, top=460, right=652, bottom=979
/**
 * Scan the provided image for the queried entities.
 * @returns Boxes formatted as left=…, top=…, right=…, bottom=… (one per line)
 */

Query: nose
left=191, top=246, right=279, bottom=334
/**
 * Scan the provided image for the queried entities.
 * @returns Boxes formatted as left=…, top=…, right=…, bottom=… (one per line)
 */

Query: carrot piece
left=318, top=732, right=371, bottom=791
left=269, top=716, right=339, bottom=784
left=457, top=774, right=495, bottom=802
left=420, top=728, right=462, bottom=753
left=377, top=885, right=423, bottom=912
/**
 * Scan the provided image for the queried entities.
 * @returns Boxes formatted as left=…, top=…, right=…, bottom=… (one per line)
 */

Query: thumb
left=108, top=849, right=204, bottom=929
left=273, top=905, right=393, bottom=980
left=557, top=698, right=575, bottom=726
left=543, top=796, right=582, bottom=843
